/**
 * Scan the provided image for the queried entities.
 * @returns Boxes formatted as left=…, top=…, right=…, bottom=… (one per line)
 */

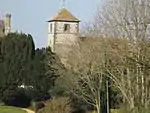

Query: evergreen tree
left=29, top=47, right=64, bottom=101
left=0, top=33, right=35, bottom=105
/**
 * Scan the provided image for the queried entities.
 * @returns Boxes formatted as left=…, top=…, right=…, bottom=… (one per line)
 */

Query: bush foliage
left=38, top=97, right=72, bottom=113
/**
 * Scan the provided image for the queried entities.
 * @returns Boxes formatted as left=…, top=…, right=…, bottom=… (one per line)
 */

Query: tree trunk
left=141, top=71, right=144, bottom=105
left=96, top=104, right=100, bottom=113
left=106, top=80, right=109, bottom=113
left=130, top=97, right=135, bottom=109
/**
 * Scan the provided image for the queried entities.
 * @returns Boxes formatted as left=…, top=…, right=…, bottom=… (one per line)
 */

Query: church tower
left=47, top=7, right=80, bottom=53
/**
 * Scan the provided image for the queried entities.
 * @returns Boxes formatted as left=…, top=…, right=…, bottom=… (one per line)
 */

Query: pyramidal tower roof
left=48, top=7, right=80, bottom=22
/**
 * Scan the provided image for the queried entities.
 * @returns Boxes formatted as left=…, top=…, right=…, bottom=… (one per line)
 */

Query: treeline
left=55, top=36, right=150, bottom=113
left=0, top=33, right=63, bottom=107
left=42, top=0, right=150, bottom=112
left=1, top=0, right=150, bottom=113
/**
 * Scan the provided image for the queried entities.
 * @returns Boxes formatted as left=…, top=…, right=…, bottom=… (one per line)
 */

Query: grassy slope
left=0, top=106, right=26, bottom=113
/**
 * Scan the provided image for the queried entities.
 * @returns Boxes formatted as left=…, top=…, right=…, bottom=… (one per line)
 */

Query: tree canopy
left=0, top=33, right=35, bottom=105
left=0, top=33, right=63, bottom=106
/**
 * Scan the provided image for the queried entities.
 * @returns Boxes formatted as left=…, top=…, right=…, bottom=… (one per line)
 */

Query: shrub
left=38, top=97, right=72, bottom=113
left=2, top=88, right=31, bottom=107
left=71, top=97, right=90, bottom=113
left=0, top=100, right=4, bottom=106
left=32, top=101, right=45, bottom=113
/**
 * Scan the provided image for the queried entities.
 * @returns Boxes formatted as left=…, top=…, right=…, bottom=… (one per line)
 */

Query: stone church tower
left=47, top=7, right=80, bottom=51
left=47, top=7, right=80, bottom=64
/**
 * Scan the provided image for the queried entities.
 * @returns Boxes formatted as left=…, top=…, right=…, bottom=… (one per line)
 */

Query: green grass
left=0, top=106, right=27, bottom=113
left=111, top=109, right=120, bottom=113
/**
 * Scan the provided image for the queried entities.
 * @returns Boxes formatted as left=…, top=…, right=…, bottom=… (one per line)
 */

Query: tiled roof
left=48, top=7, right=80, bottom=22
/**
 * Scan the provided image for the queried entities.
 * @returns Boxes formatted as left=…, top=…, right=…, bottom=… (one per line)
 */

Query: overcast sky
left=0, top=0, right=101, bottom=48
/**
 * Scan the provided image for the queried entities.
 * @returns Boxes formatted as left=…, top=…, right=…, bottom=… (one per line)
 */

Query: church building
left=47, top=7, right=80, bottom=64
left=47, top=7, right=80, bottom=51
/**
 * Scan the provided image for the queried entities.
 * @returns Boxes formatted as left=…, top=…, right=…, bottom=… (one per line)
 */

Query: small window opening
left=64, top=24, right=70, bottom=32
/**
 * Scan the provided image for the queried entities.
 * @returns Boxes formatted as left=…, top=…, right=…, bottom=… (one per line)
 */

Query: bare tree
left=94, top=0, right=150, bottom=39
left=88, top=0, right=150, bottom=111
left=56, top=37, right=110, bottom=113
left=54, top=1, right=150, bottom=112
